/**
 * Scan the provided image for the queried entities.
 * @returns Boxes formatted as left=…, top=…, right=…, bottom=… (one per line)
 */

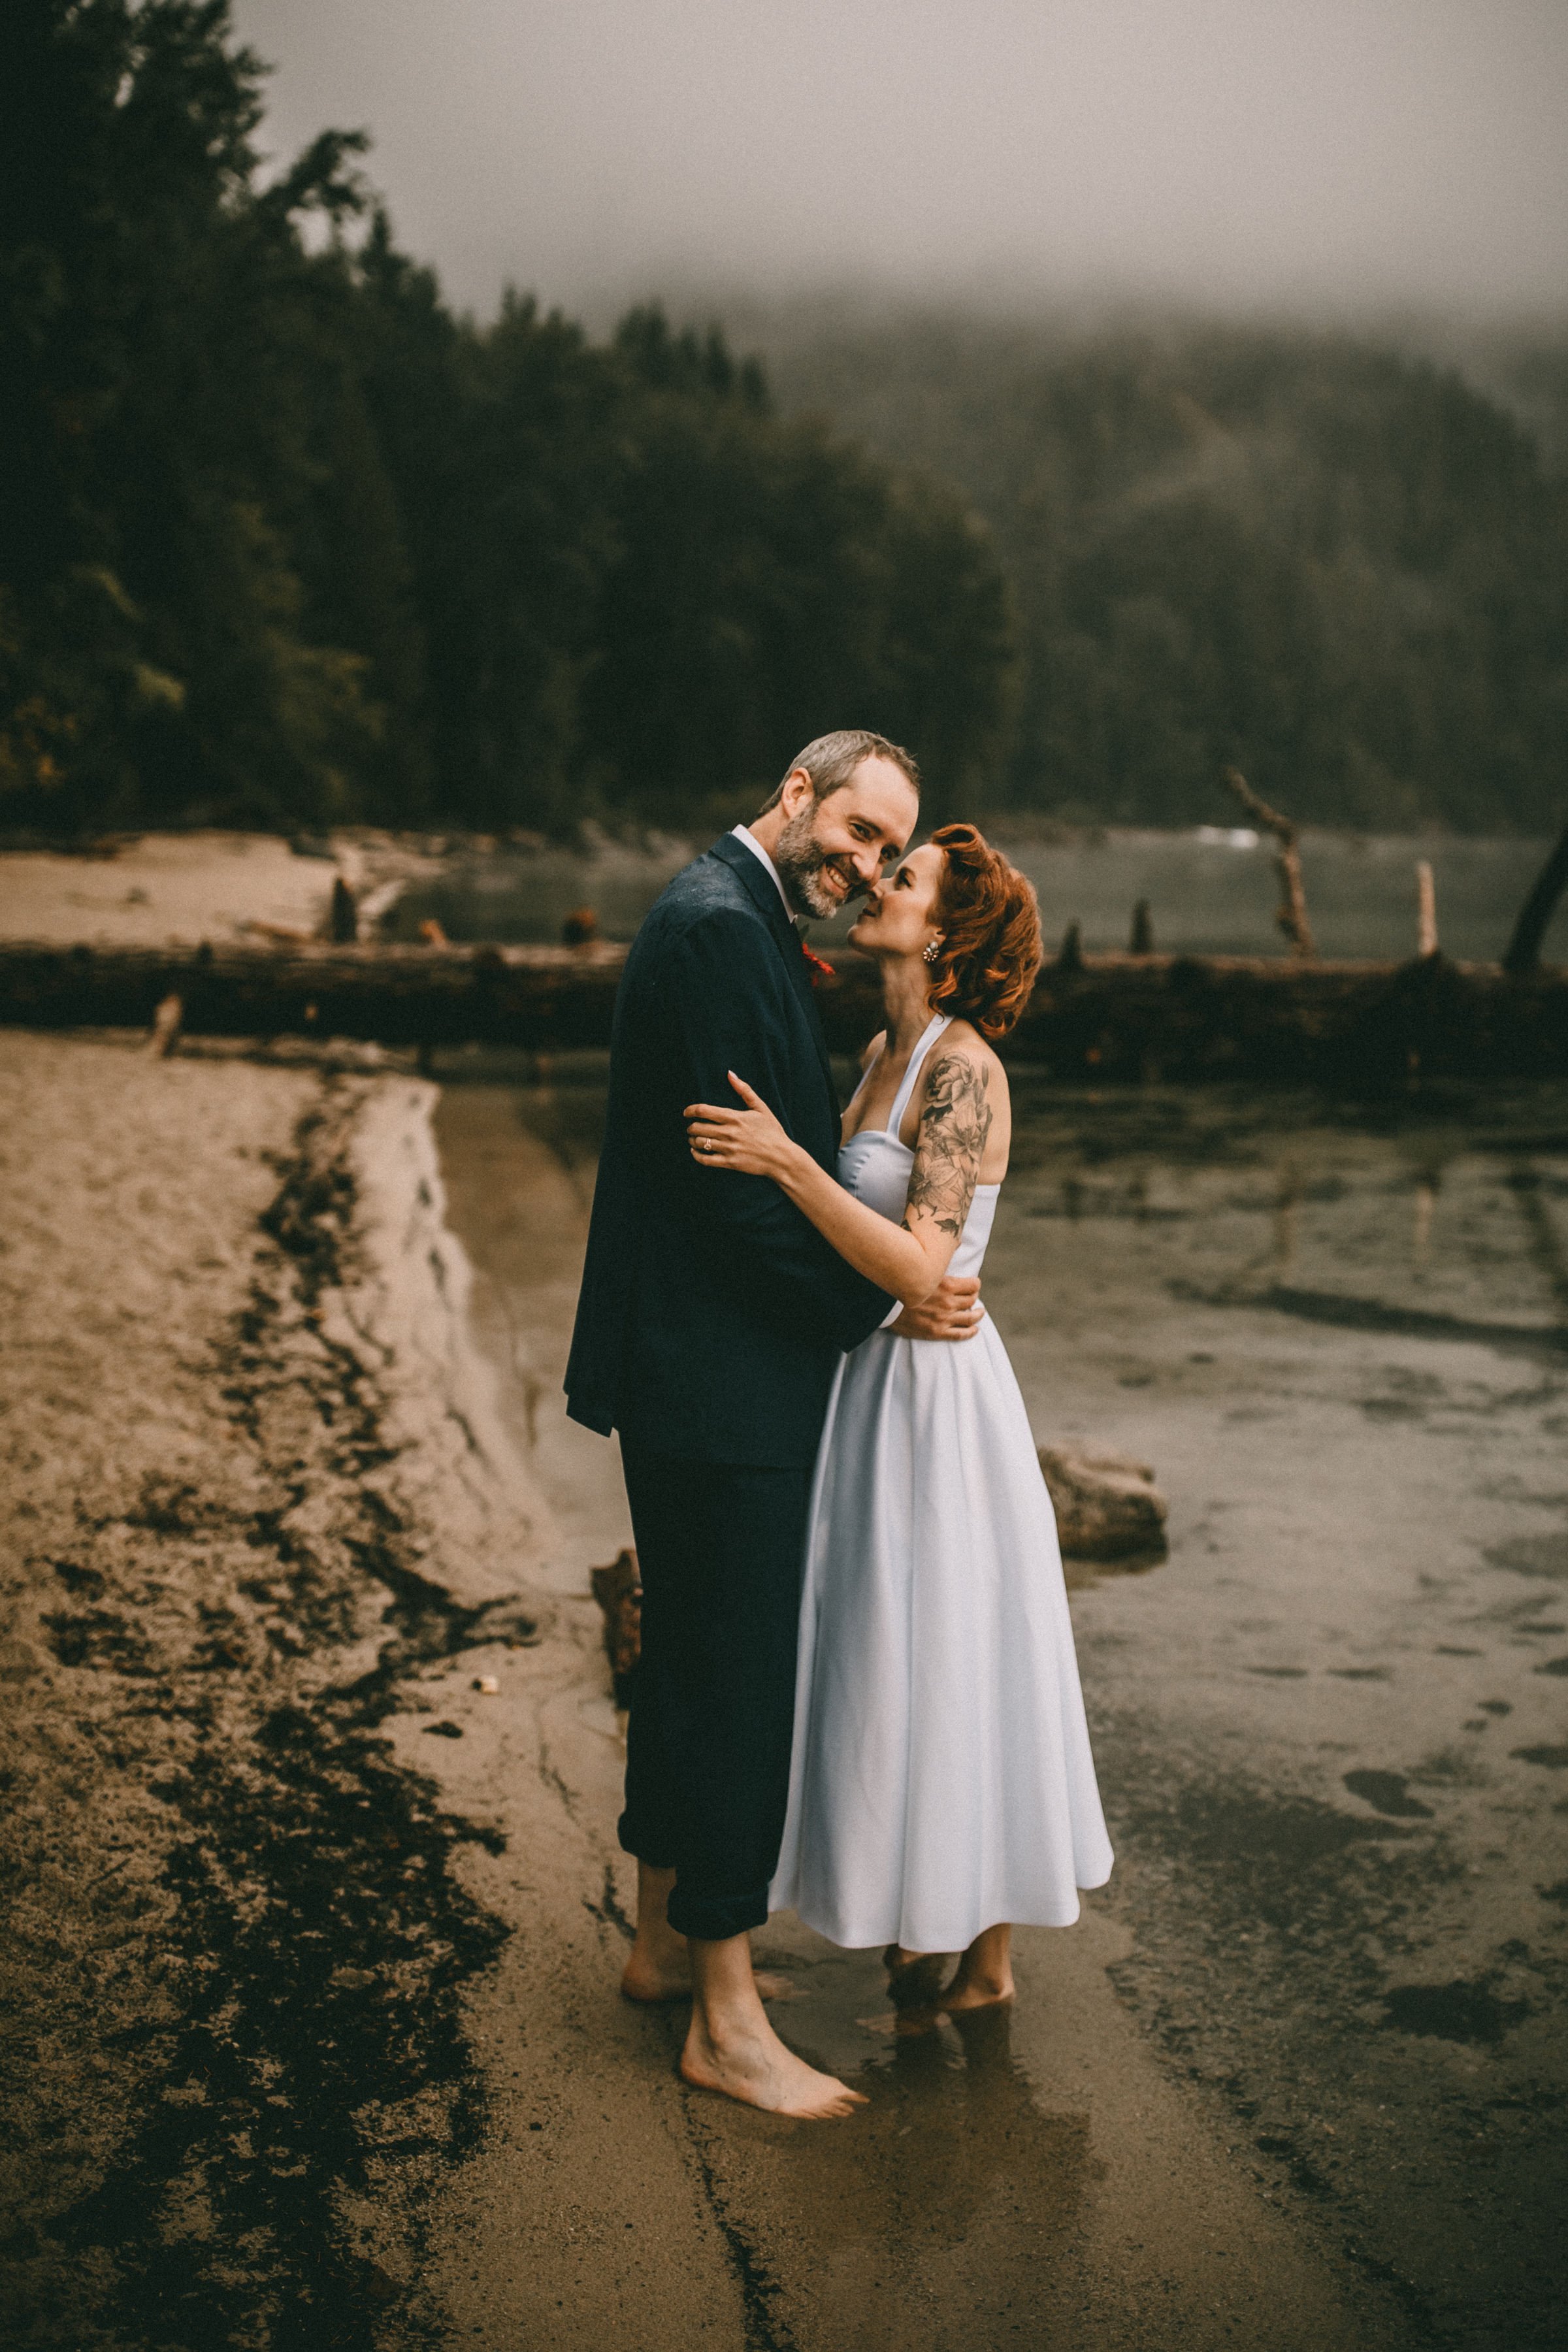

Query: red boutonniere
left=800, top=939, right=836, bottom=987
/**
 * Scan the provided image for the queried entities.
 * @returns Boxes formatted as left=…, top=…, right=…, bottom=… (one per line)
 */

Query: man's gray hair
left=756, top=729, right=920, bottom=815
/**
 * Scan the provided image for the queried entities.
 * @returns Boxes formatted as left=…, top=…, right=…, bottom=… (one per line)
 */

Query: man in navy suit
left=566, top=730, right=982, bottom=2117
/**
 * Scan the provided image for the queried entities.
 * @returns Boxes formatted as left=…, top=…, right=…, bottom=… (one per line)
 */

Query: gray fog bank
left=232, top=0, right=1568, bottom=321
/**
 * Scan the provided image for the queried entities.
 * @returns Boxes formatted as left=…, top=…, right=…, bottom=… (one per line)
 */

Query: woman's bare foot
left=877, top=1944, right=950, bottom=2035
left=940, top=1976, right=1015, bottom=2012
left=681, top=2010, right=866, bottom=2118
left=884, top=1946, right=947, bottom=2006
left=940, top=1921, right=1014, bottom=2011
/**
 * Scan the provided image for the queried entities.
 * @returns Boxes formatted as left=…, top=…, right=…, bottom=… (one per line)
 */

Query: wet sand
left=423, top=1068, right=1567, bottom=2352
left=6, top=1032, right=1561, bottom=2349
left=416, top=1081, right=1422, bottom=2351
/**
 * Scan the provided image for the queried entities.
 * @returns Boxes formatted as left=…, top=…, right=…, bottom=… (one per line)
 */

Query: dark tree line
left=9, top=3, right=1563, bottom=843
left=766, top=313, right=1568, bottom=832
left=0, top=1, right=1012, bottom=836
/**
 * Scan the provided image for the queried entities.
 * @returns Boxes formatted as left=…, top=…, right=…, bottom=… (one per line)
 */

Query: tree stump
left=148, top=992, right=183, bottom=1058
left=1039, top=1443, right=1169, bottom=1562
left=590, top=1547, right=642, bottom=1707
left=329, top=875, right=359, bottom=943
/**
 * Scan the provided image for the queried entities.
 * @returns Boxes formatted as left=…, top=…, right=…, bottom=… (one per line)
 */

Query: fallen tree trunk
left=1, top=935, right=1565, bottom=1087
left=0, top=938, right=627, bottom=1052
left=824, top=945, right=1568, bottom=1087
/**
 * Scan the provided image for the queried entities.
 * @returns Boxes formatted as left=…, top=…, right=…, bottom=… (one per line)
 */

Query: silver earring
left=923, top=939, right=939, bottom=964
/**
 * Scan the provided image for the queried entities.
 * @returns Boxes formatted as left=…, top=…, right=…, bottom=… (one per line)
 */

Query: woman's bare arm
left=685, top=1048, right=993, bottom=1308
left=903, top=1051, right=993, bottom=1242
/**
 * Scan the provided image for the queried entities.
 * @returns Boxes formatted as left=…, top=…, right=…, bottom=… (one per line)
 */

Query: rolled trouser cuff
left=667, top=1880, right=770, bottom=1942
left=617, top=1808, right=676, bottom=1870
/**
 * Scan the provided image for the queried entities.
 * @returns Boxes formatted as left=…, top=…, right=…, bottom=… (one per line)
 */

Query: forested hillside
left=6, top=5, right=1565, bottom=840
left=0, top=1, right=1009, bottom=836
left=761, top=310, right=1568, bottom=832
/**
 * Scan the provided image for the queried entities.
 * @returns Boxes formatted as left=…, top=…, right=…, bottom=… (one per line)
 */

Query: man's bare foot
left=621, top=1861, right=689, bottom=2003
left=681, top=2012, right=866, bottom=2119
left=621, top=1953, right=795, bottom=2004
left=683, top=1928, right=865, bottom=2117
left=621, top=1867, right=795, bottom=2001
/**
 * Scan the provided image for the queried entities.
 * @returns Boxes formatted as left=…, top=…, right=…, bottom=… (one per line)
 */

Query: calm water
left=434, top=1066, right=1568, bottom=2348
left=387, top=826, right=1568, bottom=964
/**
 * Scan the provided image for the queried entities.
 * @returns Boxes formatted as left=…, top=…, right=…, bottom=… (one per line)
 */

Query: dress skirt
left=769, top=1319, right=1115, bottom=1952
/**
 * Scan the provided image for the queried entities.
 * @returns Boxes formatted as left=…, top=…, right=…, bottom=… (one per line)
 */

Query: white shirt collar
left=730, top=824, right=795, bottom=921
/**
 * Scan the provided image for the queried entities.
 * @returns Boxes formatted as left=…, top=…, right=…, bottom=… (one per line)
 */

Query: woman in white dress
left=686, top=824, right=1113, bottom=2017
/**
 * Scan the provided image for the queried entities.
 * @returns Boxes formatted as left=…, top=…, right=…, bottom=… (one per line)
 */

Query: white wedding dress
left=770, top=1014, right=1114, bottom=1952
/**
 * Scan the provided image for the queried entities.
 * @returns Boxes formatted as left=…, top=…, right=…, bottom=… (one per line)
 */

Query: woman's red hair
left=926, top=823, right=1042, bottom=1041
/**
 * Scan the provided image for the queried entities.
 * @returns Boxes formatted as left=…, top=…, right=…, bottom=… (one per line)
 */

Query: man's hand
left=889, top=1274, right=983, bottom=1343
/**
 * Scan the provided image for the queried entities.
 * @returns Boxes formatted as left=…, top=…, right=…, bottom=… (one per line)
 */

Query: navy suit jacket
left=564, top=832, right=896, bottom=1465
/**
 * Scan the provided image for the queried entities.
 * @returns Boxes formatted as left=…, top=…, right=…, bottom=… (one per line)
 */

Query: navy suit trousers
left=617, top=1445, right=811, bottom=1942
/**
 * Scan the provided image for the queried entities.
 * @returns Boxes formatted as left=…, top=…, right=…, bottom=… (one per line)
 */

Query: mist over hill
left=8, top=5, right=1567, bottom=841
left=729, top=301, right=1568, bottom=834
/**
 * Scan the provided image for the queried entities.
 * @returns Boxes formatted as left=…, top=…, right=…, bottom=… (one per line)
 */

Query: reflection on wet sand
left=734, top=1957, right=1093, bottom=2258
left=433, top=1067, right=1568, bottom=2351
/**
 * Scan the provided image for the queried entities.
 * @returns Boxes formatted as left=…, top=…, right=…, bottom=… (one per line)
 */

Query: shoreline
left=0, top=1033, right=549, bottom=2346
left=7, top=1026, right=1548, bottom=2347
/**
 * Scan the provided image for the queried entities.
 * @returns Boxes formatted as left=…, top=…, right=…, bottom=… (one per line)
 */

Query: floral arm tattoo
left=904, top=1052, right=992, bottom=1241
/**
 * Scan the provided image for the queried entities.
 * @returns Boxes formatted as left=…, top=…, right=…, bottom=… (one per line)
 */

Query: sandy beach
left=0, top=1032, right=538, bottom=2345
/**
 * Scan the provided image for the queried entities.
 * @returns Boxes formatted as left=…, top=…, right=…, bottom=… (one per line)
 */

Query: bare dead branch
left=1222, top=766, right=1315, bottom=958
left=1503, top=817, right=1568, bottom=976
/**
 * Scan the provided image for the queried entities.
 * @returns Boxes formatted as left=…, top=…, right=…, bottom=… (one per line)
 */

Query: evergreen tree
left=0, top=14, right=1015, bottom=838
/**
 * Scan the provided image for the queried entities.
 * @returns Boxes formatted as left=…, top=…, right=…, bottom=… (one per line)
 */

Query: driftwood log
left=1, top=935, right=1565, bottom=1087
left=0, top=938, right=628, bottom=1051
left=591, top=1548, right=642, bottom=1708
left=1039, top=1445, right=1169, bottom=1563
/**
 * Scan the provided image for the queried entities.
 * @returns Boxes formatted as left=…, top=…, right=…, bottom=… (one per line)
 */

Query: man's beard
left=772, top=804, right=866, bottom=921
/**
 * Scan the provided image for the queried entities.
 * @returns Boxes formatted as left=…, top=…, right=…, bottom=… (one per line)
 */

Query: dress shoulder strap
left=887, top=1013, right=953, bottom=1137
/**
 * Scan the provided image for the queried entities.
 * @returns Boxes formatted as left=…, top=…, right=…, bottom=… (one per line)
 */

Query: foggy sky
left=230, top=0, right=1568, bottom=321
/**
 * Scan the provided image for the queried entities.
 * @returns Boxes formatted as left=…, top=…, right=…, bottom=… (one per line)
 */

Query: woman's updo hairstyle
left=926, top=823, right=1042, bottom=1041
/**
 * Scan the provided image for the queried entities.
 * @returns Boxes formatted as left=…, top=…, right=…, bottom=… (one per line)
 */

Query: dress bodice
left=836, top=1014, right=1000, bottom=1281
